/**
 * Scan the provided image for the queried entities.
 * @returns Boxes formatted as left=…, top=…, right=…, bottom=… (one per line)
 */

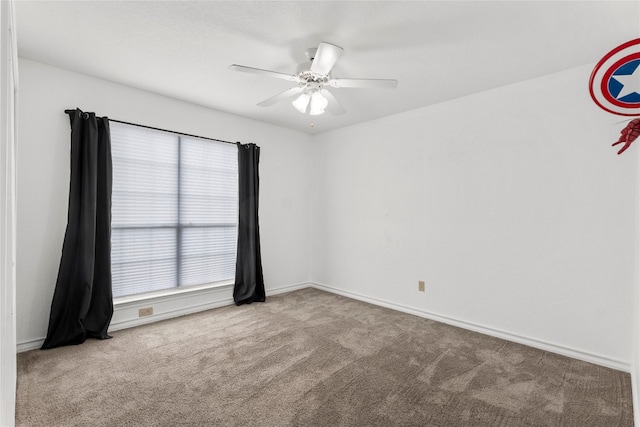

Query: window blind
left=110, top=122, right=238, bottom=298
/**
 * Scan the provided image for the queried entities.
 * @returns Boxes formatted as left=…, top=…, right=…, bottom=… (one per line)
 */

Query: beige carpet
left=16, top=288, right=633, bottom=426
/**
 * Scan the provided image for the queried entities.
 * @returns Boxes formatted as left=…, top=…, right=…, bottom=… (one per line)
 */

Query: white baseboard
left=16, top=281, right=312, bottom=353
left=632, top=367, right=640, bottom=426
left=266, top=281, right=310, bottom=296
left=109, top=283, right=236, bottom=332
left=310, top=282, right=631, bottom=373
left=111, top=281, right=310, bottom=332
left=17, top=338, right=43, bottom=353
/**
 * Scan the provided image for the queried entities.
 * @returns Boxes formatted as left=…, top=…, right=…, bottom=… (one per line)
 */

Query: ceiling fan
left=229, top=42, right=398, bottom=116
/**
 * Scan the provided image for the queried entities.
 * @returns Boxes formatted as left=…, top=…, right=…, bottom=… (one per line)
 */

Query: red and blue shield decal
left=590, top=39, right=640, bottom=116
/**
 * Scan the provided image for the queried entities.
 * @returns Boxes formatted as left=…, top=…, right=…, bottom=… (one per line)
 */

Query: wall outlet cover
left=139, top=307, right=153, bottom=317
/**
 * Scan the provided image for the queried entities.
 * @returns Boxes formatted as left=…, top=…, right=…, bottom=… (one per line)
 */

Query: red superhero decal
left=590, top=39, right=640, bottom=154
left=612, top=118, right=640, bottom=155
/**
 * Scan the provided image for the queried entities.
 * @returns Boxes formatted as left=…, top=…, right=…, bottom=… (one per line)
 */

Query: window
left=110, top=122, right=238, bottom=298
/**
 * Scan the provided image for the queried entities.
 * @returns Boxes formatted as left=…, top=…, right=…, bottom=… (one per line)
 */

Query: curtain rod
left=110, top=119, right=239, bottom=146
left=65, top=109, right=239, bottom=146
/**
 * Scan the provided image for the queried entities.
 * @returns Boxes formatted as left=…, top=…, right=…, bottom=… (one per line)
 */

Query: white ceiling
left=14, top=1, right=640, bottom=135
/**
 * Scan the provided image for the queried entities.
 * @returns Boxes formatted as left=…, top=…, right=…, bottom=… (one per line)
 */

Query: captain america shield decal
left=590, top=38, right=640, bottom=116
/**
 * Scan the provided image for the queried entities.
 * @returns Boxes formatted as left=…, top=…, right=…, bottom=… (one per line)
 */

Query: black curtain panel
left=233, top=143, right=266, bottom=305
left=41, top=109, right=114, bottom=350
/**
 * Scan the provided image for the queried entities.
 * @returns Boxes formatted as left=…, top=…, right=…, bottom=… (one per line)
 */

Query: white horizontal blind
left=110, top=122, right=238, bottom=298
left=179, top=137, right=238, bottom=286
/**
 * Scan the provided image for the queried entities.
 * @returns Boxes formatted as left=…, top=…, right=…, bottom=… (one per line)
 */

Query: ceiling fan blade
left=310, top=42, right=343, bottom=76
left=257, top=86, right=304, bottom=107
left=329, top=78, right=398, bottom=89
left=320, top=89, right=346, bottom=115
left=228, top=64, right=299, bottom=82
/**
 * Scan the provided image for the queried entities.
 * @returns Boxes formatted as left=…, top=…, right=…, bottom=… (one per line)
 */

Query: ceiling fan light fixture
left=309, top=91, right=328, bottom=116
left=292, top=93, right=311, bottom=114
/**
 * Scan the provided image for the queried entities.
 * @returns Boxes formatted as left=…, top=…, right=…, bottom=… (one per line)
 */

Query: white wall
left=0, top=1, right=17, bottom=425
left=310, top=64, right=637, bottom=370
left=16, top=58, right=312, bottom=349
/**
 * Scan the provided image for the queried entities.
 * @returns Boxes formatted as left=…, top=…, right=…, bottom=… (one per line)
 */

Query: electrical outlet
left=418, top=281, right=425, bottom=292
left=138, top=307, right=153, bottom=317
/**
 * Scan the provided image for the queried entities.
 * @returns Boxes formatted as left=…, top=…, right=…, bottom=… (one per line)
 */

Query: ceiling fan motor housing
left=297, top=61, right=329, bottom=90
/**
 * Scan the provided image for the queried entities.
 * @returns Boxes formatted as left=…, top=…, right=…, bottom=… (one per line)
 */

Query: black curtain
left=233, top=143, right=265, bottom=305
left=41, top=109, right=114, bottom=349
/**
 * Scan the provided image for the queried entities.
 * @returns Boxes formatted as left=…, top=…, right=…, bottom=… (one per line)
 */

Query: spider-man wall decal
left=589, top=38, right=640, bottom=155
left=612, top=119, right=640, bottom=155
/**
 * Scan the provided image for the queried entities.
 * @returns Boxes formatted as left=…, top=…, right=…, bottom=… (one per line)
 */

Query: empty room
left=2, top=1, right=640, bottom=426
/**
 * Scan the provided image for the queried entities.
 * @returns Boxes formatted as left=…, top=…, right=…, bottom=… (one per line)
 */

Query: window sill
left=113, top=280, right=234, bottom=307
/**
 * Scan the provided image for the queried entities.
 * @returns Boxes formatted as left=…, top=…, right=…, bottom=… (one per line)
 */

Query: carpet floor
left=16, top=288, right=633, bottom=426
